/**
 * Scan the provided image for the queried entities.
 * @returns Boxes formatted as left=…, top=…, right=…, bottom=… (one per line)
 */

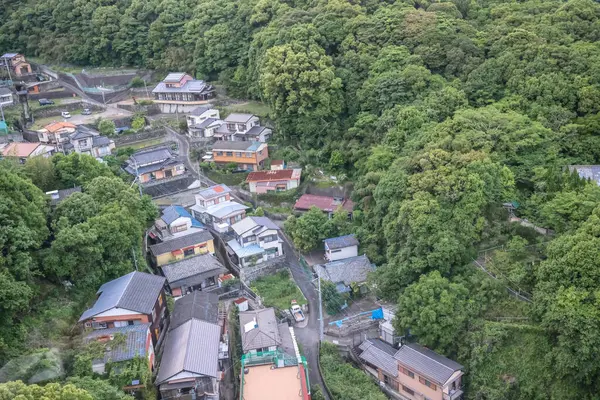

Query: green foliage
left=129, top=76, right=144, bottom=88
left=53, top=153, right=113, bottom=188
left=67, top=377, right=133, bottom=400
left=251, top=269, right=306, bottom=310
left=23, top=156, right=59, bottom=192
left=131, top=116, right=145, bottom=131
left=98, top=119, right=116, bottom=137
left=321, top=280, right=345, bottom=316
left=319, top=342, right=386, bottom=400
left=0, top=380, right=93, bottom=400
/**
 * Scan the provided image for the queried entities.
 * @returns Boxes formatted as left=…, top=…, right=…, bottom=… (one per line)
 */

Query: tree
left=0, top=381, right=93, bottom=400
left=131, top=116, right=145, bottom=131
left=23, top=156, right=59, bottom=192
left=53, top=153, right=113, bottom=188
left=284, top=207, right=332, bottom=252
left=394, top=271, right=472, bottom=355
left=98, top=119, right=117, bottom=136
left=321, top=280, right=345, bottom=315
left=67, top=377, right=133, bottom=400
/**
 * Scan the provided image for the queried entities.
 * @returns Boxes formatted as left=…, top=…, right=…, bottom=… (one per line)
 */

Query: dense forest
left=2, top=0, right=600, bottom=398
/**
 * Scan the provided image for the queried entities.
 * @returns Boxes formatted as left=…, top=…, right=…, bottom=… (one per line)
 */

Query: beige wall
left=396, top=367, right=443, bottom=400
left=154, top=239, right=215, bottom=266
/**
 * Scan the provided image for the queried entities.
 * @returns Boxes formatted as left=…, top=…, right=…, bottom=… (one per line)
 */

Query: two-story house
left=149, top=230, right=215, bottom=267
left=0, top=53, right=32, bottom=76
left=78, top=271, right=168, bottom=346
left=190, top=184, right=249, bottom=233
left=152, top=73, right=216, bottom=113
left=358, top=340, right=464, bottom=400
left=0, top=88, right=13, bottom=107
left=150, top=205, right=205, bottom=242
left=324, top=234, right=359, bottom=261
left=239, top=308, right=294, bottom=356
left=37, top=122, right=77, bottom=145
left=213, top=113, right=272, bottom=142
left=62, top=129, right=115, bottom=158
left=161, top=253, right=228, bottom=297
left=246, top=169, right=302, bottom=194
left=124, top=147, right=186, bottom=183
left=187, top=106, right=222, bottom=138
left=227, top=216, right=283, bottom=268
left=211, top=141, right=268, bottom=171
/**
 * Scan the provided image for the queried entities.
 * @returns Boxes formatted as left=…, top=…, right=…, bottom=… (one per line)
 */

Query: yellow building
left=149, top=230, right=215, bottom=267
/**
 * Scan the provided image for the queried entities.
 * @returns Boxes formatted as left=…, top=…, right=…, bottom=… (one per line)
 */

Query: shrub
left=129, top=76, right=145, bottom=88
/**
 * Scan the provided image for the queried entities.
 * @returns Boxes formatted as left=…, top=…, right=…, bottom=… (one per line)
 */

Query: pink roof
left=294, top=194, right=354, bottom=213
left=2, top=142, right=40, bottom=157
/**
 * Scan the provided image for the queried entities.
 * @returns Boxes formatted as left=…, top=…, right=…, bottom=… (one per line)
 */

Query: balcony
left=443, top=388, right=464, bottom=400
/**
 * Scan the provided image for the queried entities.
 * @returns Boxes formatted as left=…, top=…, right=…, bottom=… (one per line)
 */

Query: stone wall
left=239, top=257, right=287, bottom=283
left=111, top=128, right=167, bottom=146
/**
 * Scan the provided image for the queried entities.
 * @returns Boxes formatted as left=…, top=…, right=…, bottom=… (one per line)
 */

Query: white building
left=0, top=88, right=14, bottom=107
left=214, top=113, right=272, bottom=142
left=187, top=106, right=222, bottom=138
left=227, top=216, right=283, bottom=268
left=190, top=184, right=248, bottom=233
left=324, top=234, right=359, bottom=261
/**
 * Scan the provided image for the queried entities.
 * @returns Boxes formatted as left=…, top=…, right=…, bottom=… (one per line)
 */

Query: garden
left=250, top=269, right=306, bottom=311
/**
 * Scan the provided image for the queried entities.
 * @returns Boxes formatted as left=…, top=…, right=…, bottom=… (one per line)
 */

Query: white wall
left=326, top=245, right=358, bottom=261
left=94, top=308, right=143, bottom=318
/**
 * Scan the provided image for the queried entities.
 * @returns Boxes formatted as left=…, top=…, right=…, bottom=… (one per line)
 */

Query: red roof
left=234, top=297, right=248, bottom=304
left=247, top=169, right=301, bottom=182
left=221, top=274, right=235, bottom=281
left=2, top=142, right=41, bottom=157
left=45, top=121, right=76, bottom=133
left=214, top=185, right=225, bottom=193
left=294, top=194, right=354, bottom=213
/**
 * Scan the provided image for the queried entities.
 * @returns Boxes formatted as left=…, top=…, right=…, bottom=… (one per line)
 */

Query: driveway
left=66, top=107, right=132, bottom=125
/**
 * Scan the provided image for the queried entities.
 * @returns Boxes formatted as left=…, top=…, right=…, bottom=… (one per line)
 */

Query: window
left=152, top=307, right=157, bottom=322
left=402, top=385, right=414, bottom=396
left=184, top=248, right=195, bottom=257
left=158, top=294, right=163, bottom=306
left=419, top=377, right=437, bottom=391
left=330, top=249, right=342, bottom=253
left=258, top=150, right=263, bottom=155
left=128, top=321, right=135, bottom=326
left=235, top=152, right=242, bottom=157
left=400, top=366, right=415, bottom=378
left=226, top=151, right=233, bottom=157
left=244, top=235, right=257, bottom=243
left=171, top=224, right=187, bottom=233
left=78, top=139, right=88, bottom=147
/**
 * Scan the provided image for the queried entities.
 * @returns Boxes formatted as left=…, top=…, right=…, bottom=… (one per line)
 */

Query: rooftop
left=246, top=169, right=301, bottom=182
left=161, top=205, right=204, bottom=228
left=294, top=194, right=354, bottom=213
left=569, top=165, right=600, bottom=186
left=314, top=254, right=374, bottom=288
left=241, top=364, right=305, bottom=400
left=43, top=121, right=77, bottom=133
left=46, top=186, right=82, bottom=206
left=196, top=184, right=232, bottom=201
left=0, top=87, right=12, bottom=96
left=128, top=147, right=174, bottom=166
left=1, top=142, right=40, bottom=157
left=0, top=53, right=18, bottom=59
left=394, top=342, right=463, bottom=385
left=191, top=200, right=249, bottom=219
left=212, top=141, right=264, bottom=152
left=79, top=272, right=166, bottom=322
left=224, top=113, right=254, bottom=123
left=195, top=117, right=221, bottom=129
left=324, top=234, right=359, bottom=250
left=190, top=106, right=213, bottom=116
left=358, top=339, right=399, bottom=378
left=153, top=76, right=213, bottom=95
left=239, top=308, right=281, bottom=352
left=161, top=253, right=227, bottom=288
left=227, top=239, right=264, bottom=259
left=169, top=290, right=220, bottom=330
left=149, top=230, right=214, bottom=256
left=163, top=72, right=187, bottom=82
left=92, top=135, right=113, bottom=148
left=86, top=323, right=150, bottom=364
left=70, top=130, right=93, bottom=140
left=231, top=216, right=280, bottom=236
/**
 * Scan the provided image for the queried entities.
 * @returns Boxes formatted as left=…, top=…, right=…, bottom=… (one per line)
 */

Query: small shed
left=234, top=297, right=249, bottom=312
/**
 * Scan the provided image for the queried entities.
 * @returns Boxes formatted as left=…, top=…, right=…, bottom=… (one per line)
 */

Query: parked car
left=81, top=108, right=91, bottom=115
left=290, top=300, right=305, bottom=323
left=61, top=111, right=71, bottom=118
left=38, top=98, right=54, bottom=106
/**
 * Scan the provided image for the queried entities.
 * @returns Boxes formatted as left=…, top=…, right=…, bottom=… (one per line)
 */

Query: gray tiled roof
left=129, top=147, right=173, bottom=166
left=79, top=272, right=166, bottom=322
left=70, top=130, right=93, bottom=140
left=161, top=253, right=227, bottom=287
left=324, top=234, right=359, bottom=250
left=156, top=318, right=221, bottom=384
left=231, top=216, right=280, bottom=236
left=170, top=291, right=219, bottom=330
left=190, top=106, right=212, bottom=116
left=224, top=113, right=254, bottom=123
left=124, top=158, right=182, bottom=176
left=394, top=342, right=463, bottom=385
left=86, top=323, right=150, bottom=364
left=0, top=87, right=12, bottom=96
left=239, top=308, right=281, bottom=352
left=195, top=118, right=221, bottom=129
left=237, top=125, right=267, bottom=137
left=149, top=230, right=214, bottom=256
left=315, top=255, right=374, bottom=286
left=92, top=135, right=112, bottom=147
left=359, top=339, right=399, bottom=377
left=152, top=80, right=213, bottom=94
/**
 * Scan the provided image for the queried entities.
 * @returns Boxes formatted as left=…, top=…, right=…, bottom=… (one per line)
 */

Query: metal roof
left=149, top=230, right=214, bottom=256
left=294, top=194, right=354, bottom=213
left=190, top=106, right=213, bottom=116
left=46, top=186, right=82, bottom=206
left=163, top=73, right=187, bottom=82
left=160, top=205, right=203, bottom=228
left=79, top=272, right=166, bottom=322
left=86, top=323, right=150, bottom=364
left=191, top=201, right=249, bottom=219
left=359, top=339, right=399, bottom=377
left=239, top=308, right=281, bottom=352
left=224, top=113, right=254, bottom=123
left=161, top=254, right=226, bottom=288
left=169, top=290, right=220, bottom=330
left=128, top=147, right=174, bottom=166
left=239, top=125, right=267, bottom=137
left=231, top=216, right=280, bottom=236
left=324, top=234, right=359, bottom=250
left=227, top=239, right=264, bottom=258
left=152, top=80, right=212, bottom=94
left=195, top=118, right=222, bottom=129
left=246, top=169, right=300, bottom=182
left=196, top=184, right=231, bottom=200
left=1, top=53, right=18, bottom=59
left=156, top=318, right=221, bottom=384
left=211, top=141, right=263, bottom=151
left=394, top=342, right=463, bottom=385
left=314, top=255, right=374, bottom=288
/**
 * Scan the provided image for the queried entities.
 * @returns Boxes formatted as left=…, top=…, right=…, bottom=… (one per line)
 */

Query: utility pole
left=132, top=247, right=138, bottom=271
left=133, top=158, right=143, bottom=198
left=0, top=102, right=4, bottom=121
left=4, top=57, right=12, bottom=82
left=317, top=275, right=324, bottom=341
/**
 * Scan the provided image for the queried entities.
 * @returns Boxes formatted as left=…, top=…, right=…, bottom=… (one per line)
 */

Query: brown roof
left=271, top=160, right=284, bottom=165
left=45, top=121, right=76, bottom=133
left=246, top=169, right=299, bottom=182
left=294, top=194, right=353, bottom=213
left=2, top=142, right=40, bottom=157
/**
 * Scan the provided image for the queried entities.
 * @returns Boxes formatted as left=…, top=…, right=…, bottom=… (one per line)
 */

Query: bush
left=138, top=99, right=154, bottom=106
left=129, top=76, right=145, bottom=88
left=251, top=269, right=307, bottom=310
left=98, top=119, right=116, bottom=136
left=257, top=188, right=298, bottom=205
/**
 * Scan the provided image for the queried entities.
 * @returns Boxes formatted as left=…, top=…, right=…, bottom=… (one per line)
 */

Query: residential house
left=156, top=291, right=225, bottom=400
left=227, top=216, right=283, bottom=268
left=314, top=254, right=375, bottom=293
left=161, top=253, right=228, bottom=297
left=324, top=234, right=359, bottom=262
left=37, top=121, right=77, bottom=145
left=358, top=340, right=464, bottom=400
left=190, top=184, right=249, bottom=233
left=0, top=141, right=54, bottom=163
left=239, top=308, right=294, bottom=356
left=245, top=169, right=301, bottom=194
left=211, top=141, right=268, bottom=171
left=46, top=186, right=82, bottom=207
left=568, top=165, right=600, bottom=186
left=0, top=53, right=32, bottom=76
left=240, top=355, right=311, bottom=400
left=85, top=324, right=155, bottom=377
left=149, top=230, right=215, bottom=267
left=62, top=129, right=115, bottom=158
left=187, top=107, right=221, bottom=138
left=149, top=205, right=205, bottom=242
left=123, top=147, right=185, bottom=183
left=214, top=113, right=271, bottom=142
left=270, top=160, right=285, bottom=170
left=294, top=193, right=354, bottom=217
left=78, top=271, right=168, bottom=346
left=152, top=72, right=216, bottom=113
left=0, top=87, right=13, bottom=107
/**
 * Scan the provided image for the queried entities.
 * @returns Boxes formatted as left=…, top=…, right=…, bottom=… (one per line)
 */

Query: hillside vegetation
left=2, top=0, right=600, bottom=398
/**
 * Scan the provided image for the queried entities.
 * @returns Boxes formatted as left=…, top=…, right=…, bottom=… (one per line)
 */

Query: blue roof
left=227, top=239, right=264, bottom=258
left=246, top=142, right=262, bottom=151
left=161, top=205, right=204, bottom=228
left=1, top=53, right=18, bottom=59
left=324, top=234, right=359, bottom=250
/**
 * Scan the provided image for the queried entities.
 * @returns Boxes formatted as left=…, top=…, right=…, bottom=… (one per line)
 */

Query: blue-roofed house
left=150, top=205, right=205, bottom=242
left=324, top=234, right=359, bottom=262
left=227, top=216, right=283, bottom=268
left=79, top=271, right=168, bottom=347
left=152, top=73, right=216, bottom=113
left=191, top=184, right=249, bottom=233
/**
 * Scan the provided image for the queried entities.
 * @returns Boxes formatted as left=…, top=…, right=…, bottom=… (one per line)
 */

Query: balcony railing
left=443, top=388, right=464, bottom=400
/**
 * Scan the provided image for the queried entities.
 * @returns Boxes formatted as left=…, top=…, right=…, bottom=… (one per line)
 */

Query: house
left=152, top=73, right=216, bottom=113
left=123, top=147, right=185, bottom=183
left=149, top=230, right=215, bottom=267
left=211, top=141, right=268, bottom=171
left=294, top=193, right=354, bottom=217
left=37, top=122, right=77, bottom=144
left=240, top=357, right=311, bottom=400
left=239, top=308, right=294, bottom=356
left=0, top=53, right=32, bottom=76
left=214, top=113, right=272, bottom=142
left=161, top=253, right=228, bottom=297
left=246, top=169, right=301, bottom=194
left=358, top=340, right=464, bottom=400
left=187, top=107, right=222, bottom=138
left=46, top=186, right=82, bottom=207
left=568, top=165, right=600, bottom=186
left=78, top=271, right=168, bottom=346
left=314, top=254, right=375, bottom=293
left=0, top=142, right=54, bottom=163
left=61, top=129, right=115, bottom=158
left=85, top=324, right=155, bottom=376
left=227, top=216, right=284, bottom=268
left=324, top=234, right=359, bottom=262
left=270, top=160, right=285, bottom=170
left=149, top=205, right=205, bottom=242
left=156, top=291, right=224, bottom=399
left=190, top=184, right=249, bottom=233
left=0, top=87, right=13, bottom=107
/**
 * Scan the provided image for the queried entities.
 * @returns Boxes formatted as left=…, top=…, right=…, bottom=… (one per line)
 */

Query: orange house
left=212, top=141, right=268, bottom=171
